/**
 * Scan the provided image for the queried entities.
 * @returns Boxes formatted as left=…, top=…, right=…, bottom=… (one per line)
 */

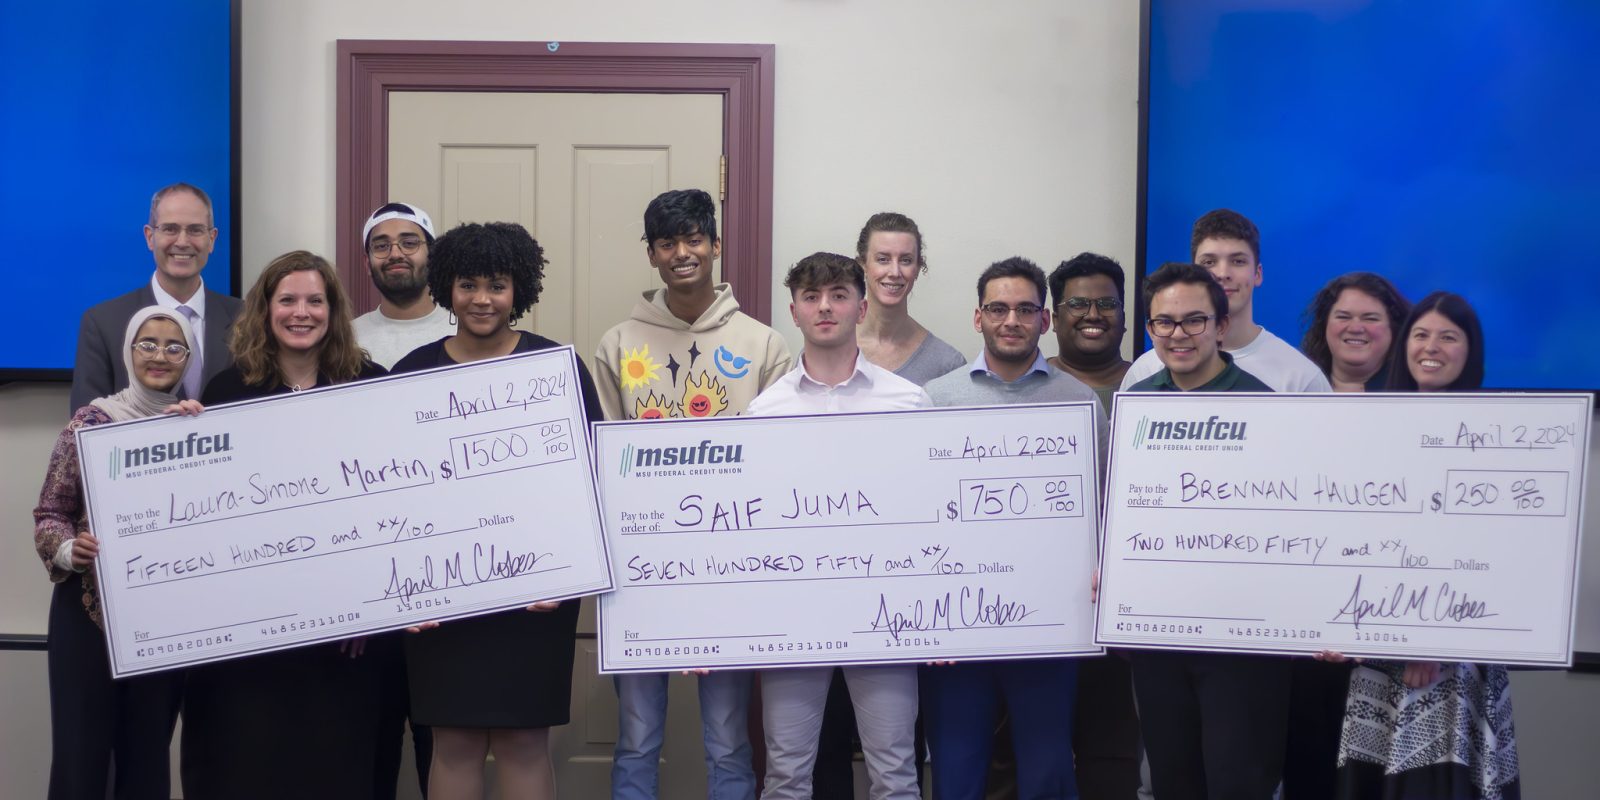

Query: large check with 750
left=595, top=404, right=1103, bottom=673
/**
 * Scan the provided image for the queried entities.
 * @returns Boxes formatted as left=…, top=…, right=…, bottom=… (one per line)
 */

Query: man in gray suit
left=69, top=183, right=243, bottom=411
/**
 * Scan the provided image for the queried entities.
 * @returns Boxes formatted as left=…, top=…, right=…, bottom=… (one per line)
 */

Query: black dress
left=391, top=332, right=600, bottom=728
left=181, top=361, right=390, bottom=800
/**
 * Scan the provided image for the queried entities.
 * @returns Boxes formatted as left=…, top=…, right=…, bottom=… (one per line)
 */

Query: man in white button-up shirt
left=746, top=252, right=928, bottom=800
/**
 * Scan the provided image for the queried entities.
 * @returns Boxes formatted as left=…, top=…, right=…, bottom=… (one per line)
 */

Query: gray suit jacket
left=69, top=284, right=244, bottom=412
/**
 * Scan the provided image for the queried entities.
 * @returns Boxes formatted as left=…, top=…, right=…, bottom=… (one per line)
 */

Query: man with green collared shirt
left=1123, top=262, right=1287, bottom=799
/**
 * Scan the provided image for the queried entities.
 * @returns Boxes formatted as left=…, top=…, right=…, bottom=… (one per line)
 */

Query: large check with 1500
left=76, top=347, right=612, bottom=678
left=594, top=404, right=1103, bottom=673
left=1096, top=392, right=1591, bottom=666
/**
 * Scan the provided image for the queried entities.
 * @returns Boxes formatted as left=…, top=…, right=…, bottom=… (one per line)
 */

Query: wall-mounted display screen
left=1140, top=1, right=1599, bottom=392
left=1, top=1, right=235, bottom=380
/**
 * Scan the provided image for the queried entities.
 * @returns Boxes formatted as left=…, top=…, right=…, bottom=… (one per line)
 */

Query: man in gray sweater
left=921, top=256, right=1108, bottom=799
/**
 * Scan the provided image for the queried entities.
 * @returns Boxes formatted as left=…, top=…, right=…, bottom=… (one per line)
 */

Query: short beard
left=370, top=263, right=427, bottom=306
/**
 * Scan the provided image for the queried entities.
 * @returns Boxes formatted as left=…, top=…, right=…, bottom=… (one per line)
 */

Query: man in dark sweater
left=1124, top=263, right=1287, bottom=800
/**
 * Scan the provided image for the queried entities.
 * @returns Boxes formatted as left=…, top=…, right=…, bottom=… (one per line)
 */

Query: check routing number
left=1096, top=392, right=1591, bottom=666
left=594, top=403, right=1103, bottom=672
left=75, top=347, right=611, bottom=678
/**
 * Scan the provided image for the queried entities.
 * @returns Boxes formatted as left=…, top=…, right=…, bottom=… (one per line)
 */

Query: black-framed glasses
left=980, top=303, right=1044, bottom=322
left=153, top=223, right=213, bottom=239
left=1146, top=315, right=1215, bottom=337
left=132, top=341, right=191, bottom=362
left=370, top=237, right=425, bottom=257
left=1060, top=296, right=1122, bottom=316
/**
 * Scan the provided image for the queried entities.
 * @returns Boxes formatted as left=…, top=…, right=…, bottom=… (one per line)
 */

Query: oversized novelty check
left=1096, top=392, right=1591, bottom=666
left=76, top=347, right=611, bottom=678
left=594, top=404, right=1103, bottom=672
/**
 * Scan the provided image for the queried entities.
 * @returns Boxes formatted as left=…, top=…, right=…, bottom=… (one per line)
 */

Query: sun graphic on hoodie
left=633, top=391, right=678, bottom=420
left=618, top=346, right=663, bottom=391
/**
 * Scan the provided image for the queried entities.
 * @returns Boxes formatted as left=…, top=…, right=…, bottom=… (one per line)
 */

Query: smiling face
left=976, top=276, right=1049, bottom=369
left=131, top=317, right=188, bottom=393
left=648, top=227, right=719, bottom=294
left=1052, top=273, right=1125, bottom=364
left=144, top=190, right=217, bottom=286
left=1405, top=310, right=1469, bottom=392
left=1325, top=288, right=1393, bottom=381
left=365, top=218, right=430, bottom=303
left=790, top=282, right=867, bottom=351
left=269, top=269, right=330, bottom=355
left=1193, top=236, right=1261, bottom=317
left=1149, top=282, right=1230, bottom=389
left=451, top=273, right=514, bottom=339
left=861, top=231, right=922, bottom=308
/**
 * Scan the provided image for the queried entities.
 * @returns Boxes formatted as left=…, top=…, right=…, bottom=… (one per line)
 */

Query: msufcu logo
left=112, top=431, right=234, bottom=479
left=1132, top=415, right=1247, bottom=450
left=619, top=439, right=744, bottom=477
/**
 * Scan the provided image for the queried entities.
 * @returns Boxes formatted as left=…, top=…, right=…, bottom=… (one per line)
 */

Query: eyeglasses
left=979, top=303, right=1044, bottom=322
left=1146, top=315, right=1216, bottom=338
left=153, top=223, right=214, bottom=239
left=1060, top=296, right=1122, bottom=316
left=132, top=341, right=191, bottom=362
left=370, top=237, right=425, bottom=257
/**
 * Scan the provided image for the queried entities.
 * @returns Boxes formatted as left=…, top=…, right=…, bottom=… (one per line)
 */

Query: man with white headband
left=352, top=202, right=455, bottom=368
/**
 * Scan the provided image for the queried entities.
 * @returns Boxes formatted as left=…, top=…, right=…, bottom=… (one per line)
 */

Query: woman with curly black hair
left=392, top=221, right=602, bottom=800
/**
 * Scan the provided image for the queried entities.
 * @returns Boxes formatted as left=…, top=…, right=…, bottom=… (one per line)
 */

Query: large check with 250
left=76, top=347, right=611, bottom=678
left=1096, top=392, right=1591, bottom=666
left=594, top=404, right=1103, bottom=673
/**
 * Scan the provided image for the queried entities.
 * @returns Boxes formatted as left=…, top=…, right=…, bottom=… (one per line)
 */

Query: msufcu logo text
left=112, top=431, right=234, bottom=479
left=1132, top=415, right=1247, bottom=451
left=619, top=439, right=744, bottom=477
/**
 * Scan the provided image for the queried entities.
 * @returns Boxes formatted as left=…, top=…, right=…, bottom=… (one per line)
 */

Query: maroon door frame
left=335, top=40, right=776, bottom=323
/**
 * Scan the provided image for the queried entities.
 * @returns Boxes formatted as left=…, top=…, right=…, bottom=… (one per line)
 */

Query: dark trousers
left=1282, top=659, right=1352, bottom=800
left=924, top=659, right=1080, bottom=800
left=1130, top=650, right=1290, bottom=800
left=47, top=575, right=183, bottom=800
left=1072, top=655, right=1143, bottom=800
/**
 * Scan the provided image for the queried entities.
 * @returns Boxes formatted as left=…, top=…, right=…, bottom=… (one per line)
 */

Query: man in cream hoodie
left=595, top=188, right=791, bottom=800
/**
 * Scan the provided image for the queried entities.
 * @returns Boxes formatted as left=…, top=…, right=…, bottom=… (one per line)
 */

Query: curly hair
left=230, top=251, right=366, bottom=388
left=1386, top=291, right=1485, bottom=392
left=426, top=222, right=547, bottom=323
left=854, top=212, right=928, bottom=275
left=1299, top=272, right=1410, bottom=377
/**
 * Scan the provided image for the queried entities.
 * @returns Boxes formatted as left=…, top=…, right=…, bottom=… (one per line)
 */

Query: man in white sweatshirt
left=1120, top=209, right=1330, bottom=393
left=595, top=188, right=791, bottom=800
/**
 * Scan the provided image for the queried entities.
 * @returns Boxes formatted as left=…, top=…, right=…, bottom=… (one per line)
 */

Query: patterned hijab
left=90, top=306, right=198, bottom=422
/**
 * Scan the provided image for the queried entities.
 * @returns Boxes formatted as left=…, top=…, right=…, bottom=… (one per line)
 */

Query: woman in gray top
left=853, top=212, right=966, bottom=385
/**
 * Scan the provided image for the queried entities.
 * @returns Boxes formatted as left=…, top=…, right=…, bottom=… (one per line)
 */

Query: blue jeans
left=611, top=670, right=756, bottom=800
left=924, top=659, right=1081, bottom=800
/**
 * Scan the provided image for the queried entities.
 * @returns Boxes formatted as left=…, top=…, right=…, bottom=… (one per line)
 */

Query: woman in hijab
left=34, top=306, right=201, bottom=799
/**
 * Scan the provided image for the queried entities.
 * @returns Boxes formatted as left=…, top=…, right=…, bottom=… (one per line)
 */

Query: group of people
left=33, top=182, right=1510, bottom=800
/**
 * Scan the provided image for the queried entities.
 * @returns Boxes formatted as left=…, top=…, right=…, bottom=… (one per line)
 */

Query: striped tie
left=177, top=304, right=203, bottom=400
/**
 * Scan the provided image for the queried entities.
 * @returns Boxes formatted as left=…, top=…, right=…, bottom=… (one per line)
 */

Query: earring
left=448, top=310, right=457, bottom=326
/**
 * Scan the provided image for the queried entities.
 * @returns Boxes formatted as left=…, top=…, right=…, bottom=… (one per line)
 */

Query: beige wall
left=238, top=0, right=1143, bottom=355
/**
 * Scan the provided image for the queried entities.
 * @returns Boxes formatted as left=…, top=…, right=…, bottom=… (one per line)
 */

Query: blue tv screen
left=1141, top=1, right=1599, bottom=392
left=0, top=0, right=234, bottom=379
